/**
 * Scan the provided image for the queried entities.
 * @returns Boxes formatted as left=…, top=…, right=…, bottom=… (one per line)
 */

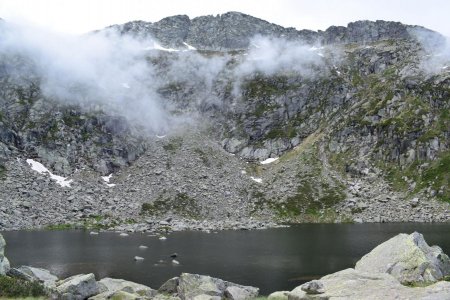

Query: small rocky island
left=1, top=232, right=449, bottom=299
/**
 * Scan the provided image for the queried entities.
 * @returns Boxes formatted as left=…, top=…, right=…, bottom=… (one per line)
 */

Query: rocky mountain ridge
left=0, top=13, right=448, bottom=231
left=109, top=11, right=443, bottom=50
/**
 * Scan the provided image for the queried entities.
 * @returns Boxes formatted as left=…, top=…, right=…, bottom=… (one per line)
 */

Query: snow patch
left=182, top=42, right=197, bottom=50
left=260, top=157, right=279, bottom=165
left=102, top=174, right=112, bottom=183
left=309, top=46, right=324, bottom=51
left=102, top=174, right=116, bottom=187
left=250, top=176, right=263, bottom=183
left=145, top=43, right=179, bottom=52
left=26, top=159, right=73, bottom=187
left=153, top=43, right=179, bottom=52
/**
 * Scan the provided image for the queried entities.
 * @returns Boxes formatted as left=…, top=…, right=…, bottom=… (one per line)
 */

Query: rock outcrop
left=110, top=12, right=443, bottom=51
left=288, top=268, right=450, bottom=300
left=355, top=232, right=450, bottom=284
left=56, top=273, right=100, bottom=299
left=7, top=265, right=58, bottom=288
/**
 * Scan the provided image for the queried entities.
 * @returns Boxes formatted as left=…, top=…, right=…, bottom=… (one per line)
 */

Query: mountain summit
left=107, top=11, right=443, bottom=50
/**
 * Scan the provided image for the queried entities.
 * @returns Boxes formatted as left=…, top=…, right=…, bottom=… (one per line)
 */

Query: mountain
left=0, top=13, right=448, bottom=231
left=108, top=12, right=443, bottom=50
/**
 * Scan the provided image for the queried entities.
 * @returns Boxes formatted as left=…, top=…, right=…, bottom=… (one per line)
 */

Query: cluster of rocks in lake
left=0, top=13, right=449, bottom=231
left=1, top=232, right=450, bottom=299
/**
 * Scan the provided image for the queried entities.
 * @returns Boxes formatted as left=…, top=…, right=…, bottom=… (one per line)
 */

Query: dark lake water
left=2, top=223, right=450, bottom=295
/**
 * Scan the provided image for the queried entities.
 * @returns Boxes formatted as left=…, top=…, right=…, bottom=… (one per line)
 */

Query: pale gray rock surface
left=94, top=277, right=156, bottom=298
left=158, top=277, right=179, bottom=294
left=287, top=268, right=450, bottom=300
left=56, top=273, right=99, bottom=300
left=355, top=232, right=450, bottom=284
left=268, top=291, right=289, bottom=300
left=177, top=273, right=259, bottom=300
left=9, top=265, right=58, bottom=288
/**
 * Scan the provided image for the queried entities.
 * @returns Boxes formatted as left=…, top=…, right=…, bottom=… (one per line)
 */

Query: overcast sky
left=0, top=0, right=449, bottom=37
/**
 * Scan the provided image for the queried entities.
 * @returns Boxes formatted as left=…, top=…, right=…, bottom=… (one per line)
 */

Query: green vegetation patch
left=242, top=75, right=291, bottom=98
left=163, top=137, right=183, bottom=153
left=273, top=180, right=345, bottom=218
left=45, top=223, right=75, bottom=230
left=141, top=192, right=200, bottom=218
left=0, top=276, right=46, bottom=298
left=193, top=148, right=211, bottom=167
left=384, top=151, right=450, bottom=202
left=0, top=164, right=6, bottom=180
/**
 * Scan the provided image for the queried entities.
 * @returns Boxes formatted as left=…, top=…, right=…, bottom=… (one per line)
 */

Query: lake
left=2, top=223, right=450, bottom=295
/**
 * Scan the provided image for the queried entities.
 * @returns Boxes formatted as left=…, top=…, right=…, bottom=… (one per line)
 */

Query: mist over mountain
left=0, top=12, right=448, bottom=231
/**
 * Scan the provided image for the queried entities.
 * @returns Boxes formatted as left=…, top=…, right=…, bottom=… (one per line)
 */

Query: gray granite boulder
left=288, top=268, right=450, bottom=300
left=355, top=232, right=450, bottom=284
left=56, top=273, right=99, bottom=299
left=177, top=273, right=258, bottom=300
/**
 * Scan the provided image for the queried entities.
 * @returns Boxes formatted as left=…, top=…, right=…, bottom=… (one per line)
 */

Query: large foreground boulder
left=288, top=268, right=450, bottom=300
left=0, top=233, right=10, bottom=275
left=177, top=273, right=259, bottom=300
left=56, top=273, right=99, bottom=299
left=355, top=232, right=450, bottom=284
left=278, top=232, right=450, bottom=299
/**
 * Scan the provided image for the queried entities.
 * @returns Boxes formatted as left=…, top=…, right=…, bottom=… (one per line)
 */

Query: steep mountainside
left=0, top=13, right=448, bottom=231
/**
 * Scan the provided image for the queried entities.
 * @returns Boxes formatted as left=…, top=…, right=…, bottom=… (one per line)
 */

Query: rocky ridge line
left=108, top=11, right=443, bottom=50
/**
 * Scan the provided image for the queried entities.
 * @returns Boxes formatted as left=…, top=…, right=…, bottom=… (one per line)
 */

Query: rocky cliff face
left=0, top=13, right=448, bottom=230
left=110, top=12, right=442, bottom=50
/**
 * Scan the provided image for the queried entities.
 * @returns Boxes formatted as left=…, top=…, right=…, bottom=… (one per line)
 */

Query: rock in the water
left=355, top=232, right=450, bottom=284
left=56, top=273, right=99, bottom=299
left=287, top=268, right=450, bottom=300
left=0, top=234, right=10, bottom=275
left=177, top=273, right=258, bottom=300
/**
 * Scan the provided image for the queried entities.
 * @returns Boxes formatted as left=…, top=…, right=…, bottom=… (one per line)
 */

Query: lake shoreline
left=2, top=223, right=450, bottom=295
